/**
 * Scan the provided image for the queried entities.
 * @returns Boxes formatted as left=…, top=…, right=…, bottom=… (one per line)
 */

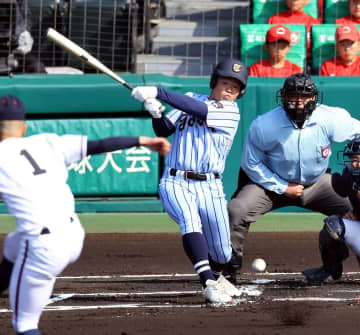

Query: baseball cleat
left=203, top=279, right=233, bottom=303
left=217, top=275, right=242, bottom=297
left=302, top=267, right=331, bottom=286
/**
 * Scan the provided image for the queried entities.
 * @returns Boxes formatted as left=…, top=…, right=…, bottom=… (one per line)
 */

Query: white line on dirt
left=273, top=297, right=358, bottom=302
left=0, top=303, right=205, bottom=313
left=51, top=290, right=200, bottom=299
left=57, top=273, right=197, bottom=279
left=57, top=271, right=360, bottom=280
left=46, top=303, right=205, bottom=311
left=46, top=285, right=263, bottom=304
left=48, top=294, right=75, bottom=304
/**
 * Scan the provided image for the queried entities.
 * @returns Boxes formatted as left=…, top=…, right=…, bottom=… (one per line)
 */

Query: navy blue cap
left=0, top=95, right=25, bottom=120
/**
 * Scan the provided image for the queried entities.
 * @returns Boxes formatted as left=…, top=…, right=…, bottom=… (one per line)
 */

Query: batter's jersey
left=165, top=93, right=240, bottom=174
left=0, top=133, right=87, bottom=235
left=249, top=59, right=303, bottom=77
left=320, top=56, right=360, bottom=76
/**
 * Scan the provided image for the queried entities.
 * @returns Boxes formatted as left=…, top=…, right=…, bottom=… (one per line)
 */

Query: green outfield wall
left=0, top=74, right=358, bottom=213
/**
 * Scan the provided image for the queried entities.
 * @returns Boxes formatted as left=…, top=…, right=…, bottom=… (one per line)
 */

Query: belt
left=169, top=168, right=220, bottom=181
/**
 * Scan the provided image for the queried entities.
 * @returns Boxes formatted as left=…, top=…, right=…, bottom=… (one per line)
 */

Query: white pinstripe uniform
left=159, top=92, right=240, bottom=264
left=0, top=133, right=87, bottom=333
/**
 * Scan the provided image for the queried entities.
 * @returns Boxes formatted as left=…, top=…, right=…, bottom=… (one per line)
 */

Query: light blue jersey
left=159, top=93, right=240, bottom=264
left=165, top=93, right=240, bottom=174
left=242, top=104, right=360, bottom=194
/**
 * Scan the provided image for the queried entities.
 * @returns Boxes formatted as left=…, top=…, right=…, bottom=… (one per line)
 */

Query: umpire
left=226, top=73, right=360, bottom=283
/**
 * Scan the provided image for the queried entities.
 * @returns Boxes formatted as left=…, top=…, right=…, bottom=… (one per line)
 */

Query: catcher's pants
left=4, top=215, right=85, bottom=333
left=343, top=218, right=360, bottom=257
left=228, top=172, right=352, bottom=258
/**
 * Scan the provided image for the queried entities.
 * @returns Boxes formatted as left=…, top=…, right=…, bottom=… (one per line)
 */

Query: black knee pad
left=0, top=257, right=13, bottom=294
left=324, top=215, right=346, bottom=242
left=319, top=215, right=349, bottom=279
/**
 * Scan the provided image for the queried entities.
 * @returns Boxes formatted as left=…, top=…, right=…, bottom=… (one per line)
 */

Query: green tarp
left=27, top=118, right=159, bottom=195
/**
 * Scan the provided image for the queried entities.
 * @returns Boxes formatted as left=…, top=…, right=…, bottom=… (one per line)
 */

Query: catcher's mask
left=276, top=73, right=322, bottom=125
left=210, top=58, right=248, bottom=98
left=338, top=135, right=360, bottom=192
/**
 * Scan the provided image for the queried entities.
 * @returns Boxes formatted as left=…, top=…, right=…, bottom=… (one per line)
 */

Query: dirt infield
left=1, top=232, right=360, bottom=334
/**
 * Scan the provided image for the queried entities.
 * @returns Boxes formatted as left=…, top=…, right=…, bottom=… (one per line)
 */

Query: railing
left=0, top=0, right=249, bottom=76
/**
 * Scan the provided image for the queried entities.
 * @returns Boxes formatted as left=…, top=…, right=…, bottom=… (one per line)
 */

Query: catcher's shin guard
left=209, top=256, right=225, bottom=280
left=222, top=254, right=243, bottom=284
left=302, top=267, right=331, bottom=286
left=319, top=215, right=349, bottom=280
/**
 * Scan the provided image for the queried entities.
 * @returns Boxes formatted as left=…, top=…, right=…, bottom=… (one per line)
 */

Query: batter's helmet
left=210, top=58, right=248, bottom=98
left=276, top=73, right=322, bottom=125
left=338, top=135, right=360, bottom=191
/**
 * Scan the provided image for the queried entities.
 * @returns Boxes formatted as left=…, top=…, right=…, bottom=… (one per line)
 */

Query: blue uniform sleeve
left=241, top=121, right=289, bottom=194
left=157, top=87, right=208, bottom=120
left=152, top=116, right=176, bottom=137
left=87, top=137, right=140, bottom=155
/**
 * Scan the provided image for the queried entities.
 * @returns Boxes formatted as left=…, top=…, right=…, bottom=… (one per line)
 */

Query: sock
left=18, top=329, right=41, bottom=335
left=182, top=232, right=215, bottom=287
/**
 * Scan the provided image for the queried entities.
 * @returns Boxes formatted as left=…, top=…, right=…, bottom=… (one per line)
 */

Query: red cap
left=336, top=24, right=360, bottom=42
left=266, top=25, right=292, bottom=43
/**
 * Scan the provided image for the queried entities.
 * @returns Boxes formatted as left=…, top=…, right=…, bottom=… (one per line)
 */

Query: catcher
left=303, top=136, right=360, bottom=285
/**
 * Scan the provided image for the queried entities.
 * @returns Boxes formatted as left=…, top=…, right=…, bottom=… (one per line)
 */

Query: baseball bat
left=46, top=28, right=134, bottom=90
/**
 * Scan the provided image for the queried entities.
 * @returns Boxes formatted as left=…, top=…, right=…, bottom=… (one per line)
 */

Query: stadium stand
left=311, top=23, right=360, bottom=73
left=324, top=0, right=351, bottom=23
left=239, top=23, right=307, bottom=70
left=252, top=0, right=319, bottom=23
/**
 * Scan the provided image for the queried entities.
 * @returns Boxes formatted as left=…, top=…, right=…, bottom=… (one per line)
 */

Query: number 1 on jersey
left=20, top=149, right=47, bottom=175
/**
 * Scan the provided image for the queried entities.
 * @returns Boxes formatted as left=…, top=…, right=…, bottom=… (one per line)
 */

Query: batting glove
left=132, top=86, right=158, bottom=102
left=14, top=30, right=34, bottom=55
left=144, top=98, right=165, bottom=118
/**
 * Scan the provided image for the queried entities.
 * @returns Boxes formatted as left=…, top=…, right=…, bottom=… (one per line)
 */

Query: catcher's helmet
left=338, top=135, right=360, bottom=191
left=210, top=58, right=248, bottom=98
left=276, top=73, right=322, bottom=125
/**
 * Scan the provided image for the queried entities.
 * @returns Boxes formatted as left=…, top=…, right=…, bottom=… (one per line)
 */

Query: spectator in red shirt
left=336, top=0, right=360, bottom=24
left=321, top=24, right=360, bottom=76
left=249, top=25, right=303, bottom=77
left=267, top=0, right=320, bottom=30
left=267, top=0, right=320, bottom=61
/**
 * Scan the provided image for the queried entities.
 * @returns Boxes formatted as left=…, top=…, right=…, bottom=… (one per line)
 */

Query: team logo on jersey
left=321, top=146, right=330, bottom=158
left=233, top=63, right=242, bottom=72
left=290, top=32, right=300, bottom=45
left=211, top=101, right=223, bottom=108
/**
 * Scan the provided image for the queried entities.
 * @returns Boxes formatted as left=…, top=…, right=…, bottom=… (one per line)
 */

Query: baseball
left=252, top=258, right=266, bottom=272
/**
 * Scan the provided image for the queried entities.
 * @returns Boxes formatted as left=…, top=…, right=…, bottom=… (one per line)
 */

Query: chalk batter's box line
left=1, top=272, right=359, bottom=314
left=56, top=271, right=360, bottom=280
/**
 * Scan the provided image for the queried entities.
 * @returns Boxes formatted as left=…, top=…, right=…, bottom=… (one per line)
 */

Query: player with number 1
left=0, top=95, right=170, bottom=335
